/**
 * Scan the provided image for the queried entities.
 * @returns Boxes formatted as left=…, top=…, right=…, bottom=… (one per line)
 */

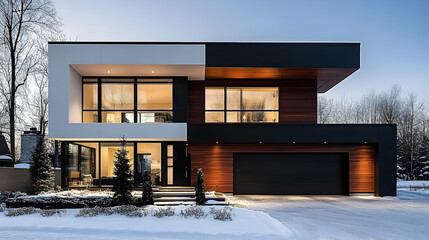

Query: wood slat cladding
left=188, top=79, right=317, bottom=124
left=188, top=143, right=375, bottom=193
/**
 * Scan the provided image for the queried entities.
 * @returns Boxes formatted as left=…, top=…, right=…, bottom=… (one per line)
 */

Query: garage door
left=233, top=152, right=349, bottom=195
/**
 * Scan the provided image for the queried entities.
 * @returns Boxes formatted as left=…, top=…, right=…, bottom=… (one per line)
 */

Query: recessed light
left=324, top=142, right=327, bottom=144
left=152, top=70, right=155, bottom=74
left=293, top=142, right=296, bottom=144
left=107, top=70, right=110, bottom=74
left=259, top=142, right=262, bottom=144
left=216, top=141, right=219, bottom=144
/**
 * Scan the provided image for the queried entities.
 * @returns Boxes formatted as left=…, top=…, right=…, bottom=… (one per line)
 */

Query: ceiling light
left=216, top=141, right=219, bottom=144
left=107, top=70, right=111, bottom=74
left=152, top=70, right=155, bottom=74
left=259, top=142, right=262, bottom=144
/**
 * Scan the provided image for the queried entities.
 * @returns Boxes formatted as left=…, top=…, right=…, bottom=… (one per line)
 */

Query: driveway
left=229, top=190, right=429, bottom=240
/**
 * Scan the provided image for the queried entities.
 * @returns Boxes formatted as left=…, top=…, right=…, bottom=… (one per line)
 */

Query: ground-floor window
left=63, top=141, right=184, bottom=188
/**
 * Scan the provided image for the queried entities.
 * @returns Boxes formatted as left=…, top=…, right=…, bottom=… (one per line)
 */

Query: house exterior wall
left=188, top=79, right=317, bottom=124
left=48, top=43, right=204, bottom=141
left=188, top=143, right=375, bottom=193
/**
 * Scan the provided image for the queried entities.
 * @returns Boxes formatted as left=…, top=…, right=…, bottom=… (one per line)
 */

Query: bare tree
left=317, top=95, right=333, bottom=123
left=0, top=0, right=60, bottom=159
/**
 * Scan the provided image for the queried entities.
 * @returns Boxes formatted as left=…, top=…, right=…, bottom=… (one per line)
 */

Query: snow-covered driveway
left=231, top=189, right=429, bottom=240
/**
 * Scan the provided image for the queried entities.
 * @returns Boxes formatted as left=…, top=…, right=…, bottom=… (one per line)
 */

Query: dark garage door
left=233, top=152, right=349, bottom=195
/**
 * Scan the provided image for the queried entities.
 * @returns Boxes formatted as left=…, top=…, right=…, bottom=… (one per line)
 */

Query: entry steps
left=152, top=186, right=227, bottom=206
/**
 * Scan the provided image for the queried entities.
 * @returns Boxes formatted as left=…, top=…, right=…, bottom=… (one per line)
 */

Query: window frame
left=82, top=77, right=173, bottom=123
left=204, top=86, right=280, bottom=123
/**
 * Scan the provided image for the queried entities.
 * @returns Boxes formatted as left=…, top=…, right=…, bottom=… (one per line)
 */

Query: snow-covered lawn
left=229, top=188, right=429, bottom=240
left=0, top=205, right=291, bottom=240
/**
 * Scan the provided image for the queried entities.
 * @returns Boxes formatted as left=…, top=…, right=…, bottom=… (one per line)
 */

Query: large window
left=205, top=87, right=279, bottom=123
left=82, top=78, right=173, bottom=123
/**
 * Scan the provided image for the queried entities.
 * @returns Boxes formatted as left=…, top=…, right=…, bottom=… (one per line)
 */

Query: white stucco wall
left=48, top=43, right=205, bottom=141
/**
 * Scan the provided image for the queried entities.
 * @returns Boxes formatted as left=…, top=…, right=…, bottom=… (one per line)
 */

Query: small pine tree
left=30, top=137, right=54, bottom=194
left=141, top=170, right=154, bottom=205
left=113, top=137, right=133, bottom=205
left=195, top=168, right=206, bottom=205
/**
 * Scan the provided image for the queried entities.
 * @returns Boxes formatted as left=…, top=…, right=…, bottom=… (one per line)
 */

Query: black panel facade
left=205, top=43, right=360, bottom=68
left=173, top=77, right=188, bottom=123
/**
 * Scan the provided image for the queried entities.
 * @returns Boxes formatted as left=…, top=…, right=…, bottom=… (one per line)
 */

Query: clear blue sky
left=54, top=0, right=429, bottom=100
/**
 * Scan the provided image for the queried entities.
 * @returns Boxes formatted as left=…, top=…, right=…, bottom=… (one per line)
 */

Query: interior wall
left=69, top=66, right=82, bottom=123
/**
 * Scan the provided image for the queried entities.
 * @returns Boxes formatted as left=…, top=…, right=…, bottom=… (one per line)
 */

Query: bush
left=112, top=137, right=133, bottom=205
left=0, top=203, right=5, bottom=212
left=75, top=205, right=148, bottom=218
left=30, top=137, right=55, bottom=194
left=40, top=209, right=66, bottom=217
left=209, top=207, right=233, bottom=221
left=5, top=207, right=39, bottom=217
left=196, top=168, right=206, bottom=205
left=180, top=206, right=206, bottom=219
left=141, top=170, right=154, bottom=205
left=113, top=205, right=149, bottom=217
left=151, top=206, right=175, bottom=218
left=0, top=191, right=27, bottom=203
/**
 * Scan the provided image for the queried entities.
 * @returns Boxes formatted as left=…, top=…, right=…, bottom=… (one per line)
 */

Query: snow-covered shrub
left=30, top=137, right=55, bottom=194
left=180, top=206, right=206, bottom=219
left=75, top=206, right=113, bottom=217
left=209, top=207, right=233, bottom=221
left=112, top=137, right=133, bottom=205
left=151, top=206, right=175, bottom=218
left=141, top=170, right=154, bottom=205
left=40, top=209, right=66, bottom=217
left=112, top=205, right=148, bottom=217
left=0, top=203, right=6, bottom=212
left=0, top=191, right=27, bottom=203
left=195, top=168, right=206, bottom=205
left=5, top=207, right=39, bottom=217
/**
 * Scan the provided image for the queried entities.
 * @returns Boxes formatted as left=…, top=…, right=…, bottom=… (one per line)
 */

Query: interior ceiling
left=71, top=64, right=205, bottom=80
left=205, top=67, right=358, bottom=93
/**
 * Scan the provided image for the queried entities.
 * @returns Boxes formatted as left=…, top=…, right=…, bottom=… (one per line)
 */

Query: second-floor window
left=205, top=86, right=279, bottom=123
left=82, top=78, right=173, bottom=123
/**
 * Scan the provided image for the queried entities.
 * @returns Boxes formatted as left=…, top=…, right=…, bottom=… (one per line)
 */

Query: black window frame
left=82, top=77, right=173, bottom=123
left=204, top=86, right=280, bottom=123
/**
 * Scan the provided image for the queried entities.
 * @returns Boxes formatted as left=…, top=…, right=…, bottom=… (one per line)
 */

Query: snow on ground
left=397, top=180, right=429, bottom=188
left=0, top=206, right=291, bottom=240
left=229, top=189, right=429, bottom=240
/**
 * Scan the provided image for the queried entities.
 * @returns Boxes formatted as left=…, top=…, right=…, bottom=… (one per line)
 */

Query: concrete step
left=154, top=196, right=196, bottom=202
left=154, top=201, right=195, bottom=206
left=154, top=186, right=195, bottom=192
left=154, top=191, right=195, bottom=198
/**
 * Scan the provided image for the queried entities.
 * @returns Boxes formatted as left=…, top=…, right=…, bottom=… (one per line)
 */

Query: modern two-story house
left=48, top=42, right=396, bottom=196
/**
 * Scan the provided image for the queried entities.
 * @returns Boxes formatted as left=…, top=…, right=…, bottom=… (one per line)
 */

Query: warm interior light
left=107, top=70, right=111, bottom=74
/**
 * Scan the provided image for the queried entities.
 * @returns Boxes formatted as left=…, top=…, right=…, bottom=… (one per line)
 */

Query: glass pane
left=101, top=78, right=133, bottom=82
left=241, top=87, right=279, bottom=110
left=102, top=111, right=134, bottom=123
left=205, top=87, right=224, bottom=110
left=226, top=87, right=241, bottom=110
left=102, top=84, right=134, bottom=110
left=75, top=142, right=99, bottom=179
left=138, top=84, right=172, bottom=110
left=137, top=143, right=162, bottom=186
left=168, top=158, right=173, bottom=166
left=167, top=167, right=173, bottom=185
left=137, top=78, right=172, bottom=83
left=227, top=111, right=278, bottom=123
left=138, top=111, right=173, bottom=123
left=80, top=146, right=96, bottom=178
left=83, top=111, right=98, bottom=123
left=67, top=143, right=79, bottom=186
left=167, top=145, right=173, bottom=157
left=205, top=111, right=224, bottom=123
left=83, top=84, right=98, bottom=110
left=101, top=142, right=134, bottom=181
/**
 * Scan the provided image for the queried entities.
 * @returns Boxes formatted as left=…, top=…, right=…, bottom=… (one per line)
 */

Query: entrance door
left=137, top=143, right=162, bottom=186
